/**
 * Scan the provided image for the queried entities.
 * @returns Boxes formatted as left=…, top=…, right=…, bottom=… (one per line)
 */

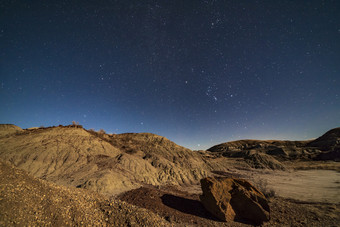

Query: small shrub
left=254, top=178, right=276, bottom=198
left=71, top=121, right=83, bottom=128
left=72, top=121, right=79, bottom=126
left=98, top=129, right=106, bottom=134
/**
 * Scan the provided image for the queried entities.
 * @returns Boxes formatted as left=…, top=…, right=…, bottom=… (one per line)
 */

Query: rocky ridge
left=207, top=127, right=340, bottom=169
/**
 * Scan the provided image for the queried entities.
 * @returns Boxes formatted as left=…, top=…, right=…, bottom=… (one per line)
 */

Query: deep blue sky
left=1, top=0, right=339, bottom=149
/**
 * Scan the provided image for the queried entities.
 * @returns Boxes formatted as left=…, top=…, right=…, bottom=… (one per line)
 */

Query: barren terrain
left=0, top=124, right=339, bottom=226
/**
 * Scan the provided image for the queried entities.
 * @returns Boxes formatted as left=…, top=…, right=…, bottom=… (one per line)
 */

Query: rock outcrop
left=199, top=177, right=270, bottom=225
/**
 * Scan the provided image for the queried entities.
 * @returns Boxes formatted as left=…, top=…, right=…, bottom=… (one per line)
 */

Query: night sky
left=1, top=1, right=339, bottom=150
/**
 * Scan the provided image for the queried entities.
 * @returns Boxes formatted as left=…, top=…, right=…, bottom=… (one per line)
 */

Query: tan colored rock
left=200, top=177, right=270, bottom=225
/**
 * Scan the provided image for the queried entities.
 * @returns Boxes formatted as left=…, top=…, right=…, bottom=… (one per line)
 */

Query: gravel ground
left=0, top=160, right=170, bottom=227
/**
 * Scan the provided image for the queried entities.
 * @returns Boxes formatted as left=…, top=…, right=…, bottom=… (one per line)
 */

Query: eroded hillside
left=0, top=125, right=212, bottom=195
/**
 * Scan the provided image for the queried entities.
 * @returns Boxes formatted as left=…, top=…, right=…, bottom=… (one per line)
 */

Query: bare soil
left=0, top=160, right=170, bottom=226
left=254, top=169, right=340, bottom=203
left=117, top=184, right=340, bottom=227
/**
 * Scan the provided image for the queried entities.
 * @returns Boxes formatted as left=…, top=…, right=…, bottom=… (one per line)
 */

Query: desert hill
left=308, top=127, right=340, bottom=150
left=307, top=127, right=340, bottom=161
left=0, top=125, right=211, bottom=196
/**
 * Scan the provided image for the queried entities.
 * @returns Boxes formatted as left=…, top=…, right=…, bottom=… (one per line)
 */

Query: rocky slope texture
left=199, top=177, right=270, bottom=225
left=0, top=125, right=210, bottom=196
left=207, top=127, right=340, bottom=169
left=0, top=160, right=169, bottom=226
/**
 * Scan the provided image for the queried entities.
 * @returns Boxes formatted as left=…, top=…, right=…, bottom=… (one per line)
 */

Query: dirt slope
left=0, top=124, right=22, bottom=137
left=0, top=160, right=169, bottom=226
left=0, top=125, right=210, bottom=196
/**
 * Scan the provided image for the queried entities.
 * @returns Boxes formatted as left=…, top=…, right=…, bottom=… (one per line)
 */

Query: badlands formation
left=0, top=124, right=339, bottom=226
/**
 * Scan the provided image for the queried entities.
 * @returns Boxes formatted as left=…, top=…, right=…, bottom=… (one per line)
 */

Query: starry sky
left=1, top=0, right=339, bottom=150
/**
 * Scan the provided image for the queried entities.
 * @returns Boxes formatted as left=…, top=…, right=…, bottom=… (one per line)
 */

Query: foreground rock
left=200, top=177, right=270, bottom=225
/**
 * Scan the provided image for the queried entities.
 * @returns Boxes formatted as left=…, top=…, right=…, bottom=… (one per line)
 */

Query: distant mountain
left=207, top=127, right=340, bottom=165
left=207, top=139, right=312, bottom=159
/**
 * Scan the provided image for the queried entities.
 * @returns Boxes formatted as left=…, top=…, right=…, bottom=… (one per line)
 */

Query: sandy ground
left=212, top=164, right=340, bottom=204
left=256, top=169, right=340, bottom=203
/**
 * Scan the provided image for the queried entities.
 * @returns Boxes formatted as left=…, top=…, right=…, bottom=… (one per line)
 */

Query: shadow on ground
left=161, top=194, right=220, bottom=222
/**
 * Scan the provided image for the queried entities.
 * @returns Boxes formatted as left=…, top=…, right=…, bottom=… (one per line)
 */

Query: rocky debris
left=262, top=197, right=340, bottom=227
left=0, top=160, right=170, bottom=226
left=199, top=177, right=270, bottom=225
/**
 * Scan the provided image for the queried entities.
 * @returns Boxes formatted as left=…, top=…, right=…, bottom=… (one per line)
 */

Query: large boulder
left=199, top=177, right=270, bottom=225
